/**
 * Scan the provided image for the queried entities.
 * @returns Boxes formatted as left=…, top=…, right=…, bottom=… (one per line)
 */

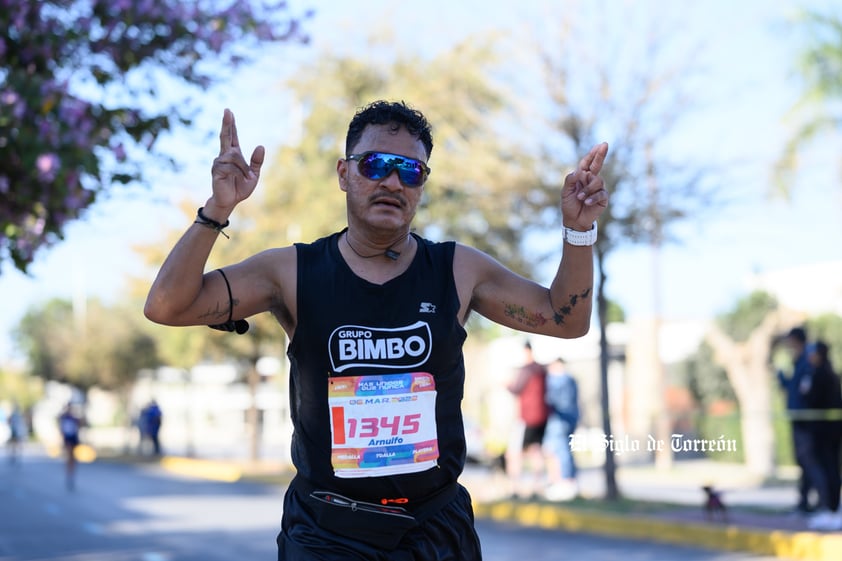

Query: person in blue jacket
left=778, top=326, right=818, bottom=513
left=542, top=357, right=580, bottom=501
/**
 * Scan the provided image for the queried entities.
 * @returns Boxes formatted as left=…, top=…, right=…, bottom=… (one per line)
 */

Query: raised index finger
left=577, top=142, right=609, bottom=174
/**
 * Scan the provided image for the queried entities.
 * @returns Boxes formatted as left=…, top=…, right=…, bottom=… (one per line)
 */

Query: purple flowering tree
left=0, top=0, right=309, bottom=273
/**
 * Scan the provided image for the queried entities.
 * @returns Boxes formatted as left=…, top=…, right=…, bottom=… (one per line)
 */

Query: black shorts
left=277, top=479, right=482, bottom=560
left=522, top=424, right=546, bottom=448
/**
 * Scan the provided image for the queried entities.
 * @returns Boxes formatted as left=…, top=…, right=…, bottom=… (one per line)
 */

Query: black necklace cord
left=344, top=231, right=408, bottom=261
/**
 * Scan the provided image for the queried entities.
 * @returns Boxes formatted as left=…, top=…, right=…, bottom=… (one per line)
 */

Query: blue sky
left=2, top=0, right=841, bottom=364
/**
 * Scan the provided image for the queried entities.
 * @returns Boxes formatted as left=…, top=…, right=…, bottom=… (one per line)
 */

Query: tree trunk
left=246, top=336, right=264, bottom=462
left=246, top=360, right=261, bottom=462
left=597, top=250, right=620, bottom=500
left=706, top=313, right=781, bottom=477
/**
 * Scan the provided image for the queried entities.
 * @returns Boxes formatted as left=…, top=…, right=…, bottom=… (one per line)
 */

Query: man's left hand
left=561, top=142, right=609, bottom=231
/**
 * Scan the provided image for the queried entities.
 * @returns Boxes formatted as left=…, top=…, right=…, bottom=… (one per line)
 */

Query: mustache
left=368, top=193, right=406, bottom=207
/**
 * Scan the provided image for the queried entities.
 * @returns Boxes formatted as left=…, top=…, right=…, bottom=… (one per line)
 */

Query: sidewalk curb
left=473, top=501, right=842, bottom=561
left=159, top=456, right=243, bottom=482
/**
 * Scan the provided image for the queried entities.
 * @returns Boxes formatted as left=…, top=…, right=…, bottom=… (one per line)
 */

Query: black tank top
left=289, top=230, right=468, bottom=503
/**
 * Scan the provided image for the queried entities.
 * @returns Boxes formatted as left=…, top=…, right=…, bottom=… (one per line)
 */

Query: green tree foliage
left=605, top=299, right=626, bottom=324
left=0, top=0, right=309, bottom=274
left=777, top=10, right=842, bottom=191
left=716, top=290, right=778, bottom=342
left=0, top=366, right=43, bottom=409
left=680, top=341, right=743, bottom=463
left=14, top=297, right=158, bottom=393
left=684, top=341, right=737, bottom=409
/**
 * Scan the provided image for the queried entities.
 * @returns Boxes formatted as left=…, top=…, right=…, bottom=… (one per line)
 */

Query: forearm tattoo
left=503, top=304, right=549, bottom=328
left=503, top=288, right=592, bottom=328
left=549, top=288, right=591, bottom=325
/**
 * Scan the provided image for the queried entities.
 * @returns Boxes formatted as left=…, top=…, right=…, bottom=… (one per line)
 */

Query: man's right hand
left=207, top=108, right=265, bottom=218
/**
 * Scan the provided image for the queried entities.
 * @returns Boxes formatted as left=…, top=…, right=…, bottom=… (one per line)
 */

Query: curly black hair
left=345, top=100, right=433, bottom=158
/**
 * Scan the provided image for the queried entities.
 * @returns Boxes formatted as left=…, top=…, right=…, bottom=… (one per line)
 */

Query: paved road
left=0, top=450, right=791, bottom=561
left=0, top=452, right=285, bottom=561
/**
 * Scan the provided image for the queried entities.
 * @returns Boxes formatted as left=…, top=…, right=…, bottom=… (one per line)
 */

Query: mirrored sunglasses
left=346, top=151, right=431, bottom=188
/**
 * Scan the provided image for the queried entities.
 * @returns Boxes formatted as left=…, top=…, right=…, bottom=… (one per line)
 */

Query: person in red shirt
left=506, top=341, right=550, bottom=498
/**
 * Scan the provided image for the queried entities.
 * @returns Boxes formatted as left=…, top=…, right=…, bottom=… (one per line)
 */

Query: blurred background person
left=803, top=341, right=842, bottom=531
left=58, top=402, right=82, bottom=491
left=505, top=341, right=549, bottom=499
left=6, top=402, right=28, bottom=465
left=777, top=326, right=816, bottom=514
left=140, top=399, right=163, bottom=456
left=542, top=357, right=580, bottom=501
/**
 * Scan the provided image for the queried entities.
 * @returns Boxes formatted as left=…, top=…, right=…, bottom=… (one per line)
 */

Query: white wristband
left=563, top=221, right=598, bottom=246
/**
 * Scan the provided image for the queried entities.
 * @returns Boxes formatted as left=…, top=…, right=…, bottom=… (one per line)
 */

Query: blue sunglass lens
left=356, top=152, right=428, bottom=187
left=360, top=154, right=390, bottom=178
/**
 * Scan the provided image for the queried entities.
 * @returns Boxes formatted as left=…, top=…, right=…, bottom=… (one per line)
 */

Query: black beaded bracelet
left=194, top=207, right=230, bottom=239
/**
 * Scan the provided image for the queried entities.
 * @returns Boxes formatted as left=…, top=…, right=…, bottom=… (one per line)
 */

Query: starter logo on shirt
left=329, top=321, right=432, bottom=373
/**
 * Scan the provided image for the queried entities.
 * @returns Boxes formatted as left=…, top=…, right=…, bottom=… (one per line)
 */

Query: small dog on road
left=702, top=485, right=727, bottom=522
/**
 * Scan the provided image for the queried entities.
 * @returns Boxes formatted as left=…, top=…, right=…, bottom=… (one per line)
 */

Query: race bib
left=328, top=372, right=439, bottom=478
